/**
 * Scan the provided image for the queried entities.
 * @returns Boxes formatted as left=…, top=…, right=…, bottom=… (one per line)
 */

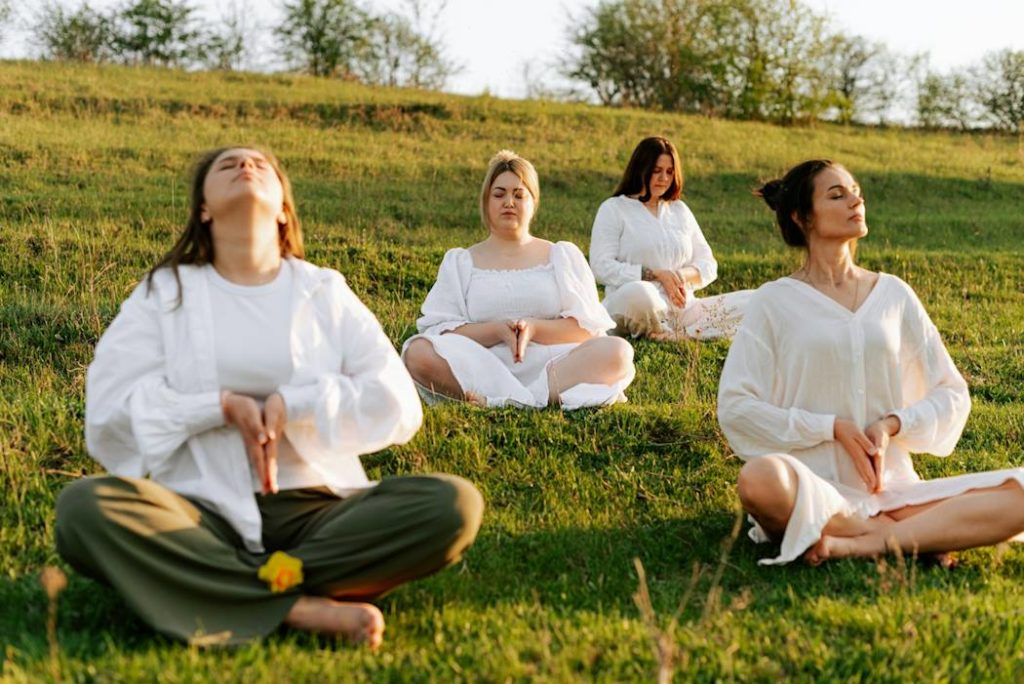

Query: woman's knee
left=421, top=474, right=484, bottom=552
left=595, top=336, right=634, bottom=377
left=55, top=477, right=116, bottom=562
left=736, top=456, right=797, bottom=516
left=403, top=339, right=443, bottom=383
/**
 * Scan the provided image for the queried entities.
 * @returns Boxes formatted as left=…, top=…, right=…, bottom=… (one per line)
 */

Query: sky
left=4, top=0, right=1024, bottom=99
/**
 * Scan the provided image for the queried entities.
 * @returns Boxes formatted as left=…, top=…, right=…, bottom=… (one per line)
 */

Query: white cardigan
left=85, top=258, right=423, bottom=551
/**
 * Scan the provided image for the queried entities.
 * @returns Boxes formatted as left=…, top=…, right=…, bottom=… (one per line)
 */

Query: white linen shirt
left=85, top=258, right=423, bottom=552
left=717, top=274, right=971, bottom=491
left=589, top=196, right=718, bottom=298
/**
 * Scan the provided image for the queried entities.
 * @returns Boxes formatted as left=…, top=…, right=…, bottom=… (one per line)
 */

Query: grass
left=1, top=60, right=1023, bottom=681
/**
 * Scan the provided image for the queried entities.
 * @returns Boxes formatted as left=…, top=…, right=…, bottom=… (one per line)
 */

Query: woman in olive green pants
left=55, top=146, right=483, bottom=648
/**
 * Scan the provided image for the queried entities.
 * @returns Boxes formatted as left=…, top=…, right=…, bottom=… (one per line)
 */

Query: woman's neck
left=799, top=239, right=857, bottom=286
left=485, top=229, right=532, bottom=249
left=211, top=216, right=282, bottom=285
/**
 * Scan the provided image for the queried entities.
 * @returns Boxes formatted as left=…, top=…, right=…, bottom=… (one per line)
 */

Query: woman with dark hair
left=717, top=159, right=1024, bottom=565
left=589, top=136, right=750, bottom=339
left=54, top=147, right=483, bottom=647
left=402, top=149, right=635, bottom=408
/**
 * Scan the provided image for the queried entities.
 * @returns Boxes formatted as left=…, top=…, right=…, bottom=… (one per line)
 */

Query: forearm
left=447, top=321, right=506, bottom=346
left=678, top=265, right=702, bottom=286
left=527, top=317, right=593, bottom=344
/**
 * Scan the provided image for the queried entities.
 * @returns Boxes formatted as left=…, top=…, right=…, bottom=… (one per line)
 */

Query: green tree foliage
left=111, top=0, right=200, bottom=67
left=974, top=50, right=1024, bottom=133
left=278, top=0, right=370, bottom=78
left=567, top=0, right=916, bottom=126
left=32, top=2, right=116, bottom=63
left=916, top=71, right=977, bottom=130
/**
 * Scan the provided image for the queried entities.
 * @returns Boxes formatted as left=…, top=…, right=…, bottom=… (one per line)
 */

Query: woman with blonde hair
left=590, top=136, right=750, bottom=339
left=403, top=150, right=635, bottom=408
left=718, top=159, right=1024, bottom=565
left=55, top=146, right=483, bottom=647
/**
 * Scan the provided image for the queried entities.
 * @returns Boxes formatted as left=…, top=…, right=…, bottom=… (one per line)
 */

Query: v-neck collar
left=626, top=196, right=665, bottom=222
left=784, top=272, right=888, bottom=317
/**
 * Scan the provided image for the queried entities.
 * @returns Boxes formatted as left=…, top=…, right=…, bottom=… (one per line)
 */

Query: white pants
left=603, top=281, right=752, bottom=339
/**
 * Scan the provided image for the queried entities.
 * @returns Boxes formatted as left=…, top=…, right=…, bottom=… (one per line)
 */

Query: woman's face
left=805, top=165, right=866, bottom=240
left=486, top=170, right=535, bottom=235
left=647, top=153, right=674, bottom=199
left=201, top=148, right=285, bottom=224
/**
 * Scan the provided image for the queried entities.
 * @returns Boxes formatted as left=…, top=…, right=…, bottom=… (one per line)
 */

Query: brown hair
left=147, top=146, right=303, bottom=301
left=613, top=136, right=683, bottom=202
left=479, top=149, right=540, bottom=230
left=755, top=160, right=844, bottom=248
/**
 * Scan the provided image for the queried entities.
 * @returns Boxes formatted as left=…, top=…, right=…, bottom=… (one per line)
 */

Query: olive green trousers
left=55, top=474, right=483, bottom=645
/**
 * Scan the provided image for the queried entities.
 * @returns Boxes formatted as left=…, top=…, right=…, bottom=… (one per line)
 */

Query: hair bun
left=755, top=179, right=785, bottom=211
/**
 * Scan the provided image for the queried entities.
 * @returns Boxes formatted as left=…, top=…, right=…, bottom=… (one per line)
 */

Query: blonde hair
left=479, top=149, right=540, bottom=230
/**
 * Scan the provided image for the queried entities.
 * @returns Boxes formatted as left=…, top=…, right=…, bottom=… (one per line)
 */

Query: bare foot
left=822, top=512, right=895, bottom=538
left=284, top=596, right=385, bottom=649
left=805, top=532, right=888, bottom=565
left=464, top=391, right=486, bottom=407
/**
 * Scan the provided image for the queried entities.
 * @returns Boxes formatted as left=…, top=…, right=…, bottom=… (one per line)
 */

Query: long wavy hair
left=146, top=146, right=304, bottom=302
left=613, top=136, right=683, bottom=203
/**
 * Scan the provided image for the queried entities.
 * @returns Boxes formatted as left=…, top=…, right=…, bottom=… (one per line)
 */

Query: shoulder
left=441, top=247, right=472, bottom=268
left=594, top=196, right=629, bottom=219
left=747, top=277, right=796, bottom=313
left=290, top=257, right=347, bottom=289
left=552, top=240, right=586, bottom=260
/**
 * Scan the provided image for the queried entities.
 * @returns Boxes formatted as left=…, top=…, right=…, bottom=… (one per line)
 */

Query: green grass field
left=1, top=60, right=1023, bottom=682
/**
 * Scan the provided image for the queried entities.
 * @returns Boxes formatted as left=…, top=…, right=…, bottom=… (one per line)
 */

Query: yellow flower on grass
left=258, top=551, right=304, bottom=593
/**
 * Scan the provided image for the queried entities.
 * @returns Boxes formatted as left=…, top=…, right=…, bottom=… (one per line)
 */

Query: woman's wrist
left=640, top=266, right=656, bottom=282
left=220, top=389, right=233, bottom=422
left=883, top=414, right=902, bottom=436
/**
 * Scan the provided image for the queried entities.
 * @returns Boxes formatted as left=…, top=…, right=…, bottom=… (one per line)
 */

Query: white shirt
left=206, top=261, right=322, bottom=492
left=589, top=196, right=718, bottom=298
left=717, top=274, right=971, bottom=492
left=85, top=257, right=423, bottom=551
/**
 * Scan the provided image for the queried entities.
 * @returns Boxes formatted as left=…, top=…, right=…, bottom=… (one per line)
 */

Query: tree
left=0, top=0, right=14, bottom=47
left=197, top=0, right=255, bottom=71
left=32, top=2, right=116, bottom=63
left=111, top=0, right=201, bottom=67
left=974, top=49, right=1024, bottom=133
left=355, top=1, right=458, bottom=90
left=278, top=0, right=369, bottom=78
left=916, top=71, right=977, bottom=130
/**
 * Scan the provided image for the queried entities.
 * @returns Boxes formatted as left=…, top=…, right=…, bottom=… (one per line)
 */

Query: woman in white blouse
left=718, top=159, right=1024, bottom=566
left=54, top=147, right=483, bottom=647
left=590, top=137, right=751, bottom=339
left=402, top=150, right=635, bottom=408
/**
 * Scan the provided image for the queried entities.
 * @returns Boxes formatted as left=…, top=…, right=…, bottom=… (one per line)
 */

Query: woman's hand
left=222, top=391, right=285, bottom=495
left=513, top=319, right=536, bottom=362
left=654, top=269, right=687, bottom=308
left=261, top=393, right=288, bottom=495
left=834, top=418, right=879, bottom=492
left=864, top=415, right=901, bottom=493
left=492, top=320, right=520, bottom=359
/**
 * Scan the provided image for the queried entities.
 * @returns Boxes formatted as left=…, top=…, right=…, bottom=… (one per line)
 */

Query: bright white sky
left=4, top=0, right=1024, bottom=98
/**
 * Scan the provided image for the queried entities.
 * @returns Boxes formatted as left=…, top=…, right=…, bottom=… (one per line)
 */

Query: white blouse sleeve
left=85, top=280, right=225, bottom=477
left=589, top=198, right=642, bottom=288
left=553, top=241, right=616, bottom=335
left=277, top=273, right=422, bottom=452
left=890, top=288, right=971, bottom=456
left=717, top=300, right=836, bottom=459
left=681, top=204, right=718, bottom=289
left=414, top=248, right=472, bottom=336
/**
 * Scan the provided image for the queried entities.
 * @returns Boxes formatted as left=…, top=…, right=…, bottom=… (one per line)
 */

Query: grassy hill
left=1, top=60, right=1023, bottom=681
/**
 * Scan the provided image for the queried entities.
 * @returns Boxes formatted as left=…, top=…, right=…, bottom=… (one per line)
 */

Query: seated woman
left=590, top=136, right=751, bottom=339
left=717, top=159, right=1024, bottom=566
left=403, top=150, right=635, bottom=409
left=55, top=147, right=483, bottom=647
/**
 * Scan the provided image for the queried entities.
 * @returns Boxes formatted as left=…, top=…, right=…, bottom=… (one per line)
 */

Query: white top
left=206, top=261, right=322, bottom=491
left=589, top=196, right=718, bottom=298
left=85, top=257, right=423, bottom=552
left=416, top=241, right=616, bottom=337
left=466, top=263, right=561, bottom=322
left=717, top=274, right=971, bottom=492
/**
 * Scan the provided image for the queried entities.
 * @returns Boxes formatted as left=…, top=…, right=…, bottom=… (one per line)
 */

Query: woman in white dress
left=55, top=147, right=483, bottom=647
left=403, top=150, right=635, bottom=409
left=717, top=159, right=1024, bottom=566
left=589, top=136, right=751, bottom=339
